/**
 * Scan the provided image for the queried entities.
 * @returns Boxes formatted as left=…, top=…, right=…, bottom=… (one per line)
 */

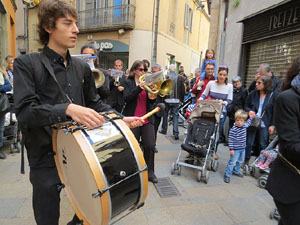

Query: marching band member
left=13, top=1, right=143, bottom=224
left=123, top=60, right=158, bottom=183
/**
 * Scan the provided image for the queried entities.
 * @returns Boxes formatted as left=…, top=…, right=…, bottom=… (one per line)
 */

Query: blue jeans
left=0, top=114, right=5, bottom=149
left=245, top=126, right=269, bottom=161
left=224, top=149, right=245, bottom=177
left=161, top=103, right=180, bottom=136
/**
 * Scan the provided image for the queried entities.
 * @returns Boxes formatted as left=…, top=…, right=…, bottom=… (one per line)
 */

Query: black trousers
left=29, top=167, right=62, bottom=225
left=131, top=122, right=155, bottom=172
left=30, top=167, right=81, bottom=225
left=274, top=199, right=300, bottom=225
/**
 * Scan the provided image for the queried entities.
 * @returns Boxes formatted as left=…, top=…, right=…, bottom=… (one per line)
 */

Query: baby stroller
left=171, top=100, right=223, bottom=183
left=4, top=93, right=21, bottom=153
left=243, top=136, right=278, bottom=189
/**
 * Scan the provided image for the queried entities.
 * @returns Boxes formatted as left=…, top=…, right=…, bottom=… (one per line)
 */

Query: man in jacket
left=160, top=64, right=185, bottom=140
left=248, top=63, right=282, bottom=93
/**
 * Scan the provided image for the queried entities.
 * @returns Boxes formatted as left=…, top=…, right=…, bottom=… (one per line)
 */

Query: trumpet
left=139, top=71, right=173, bottom=97
left=110, top=69, right=123, bottom=87
left=92, top=69, right=105, bottom=88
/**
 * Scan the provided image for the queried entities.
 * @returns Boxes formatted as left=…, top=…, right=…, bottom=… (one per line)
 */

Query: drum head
left=54, top=128, right=109, bottom=225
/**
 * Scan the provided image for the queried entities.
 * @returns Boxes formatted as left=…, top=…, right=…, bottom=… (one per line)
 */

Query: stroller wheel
left=171, top=163, right=176, bottom=175
left=211, top=161, right=219, bottom=172
left=197, top=171, right=202, bottom=182
left=258, top=174, right=268, bottom=189
left=177, top=165, right=181, bottom=176
left=202, top=171, right=209, bottom=184
left=243, top=164, right=250, bottom=176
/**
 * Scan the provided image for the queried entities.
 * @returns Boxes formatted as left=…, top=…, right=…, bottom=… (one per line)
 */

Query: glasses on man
left=256, top=81, right=263, bottom=85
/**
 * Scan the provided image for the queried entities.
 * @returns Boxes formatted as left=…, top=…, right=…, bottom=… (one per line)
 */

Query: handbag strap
left=40, top=53, right=72, bottom=103
left=260, top=92, right=273, bottom=119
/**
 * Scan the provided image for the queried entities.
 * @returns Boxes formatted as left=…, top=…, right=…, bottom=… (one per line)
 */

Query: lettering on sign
left=94, top=42, right=114, bottom=51
left=269, top=7, right=299, bottom=31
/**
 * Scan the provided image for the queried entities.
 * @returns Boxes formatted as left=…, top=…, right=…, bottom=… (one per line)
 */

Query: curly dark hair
left=281, top=57, right=300, bottom=91
left=38, top=0, right=78, bottom=45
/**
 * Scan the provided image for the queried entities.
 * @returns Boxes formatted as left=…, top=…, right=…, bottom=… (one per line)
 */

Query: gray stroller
left=171, top=100, right=223, bottom=183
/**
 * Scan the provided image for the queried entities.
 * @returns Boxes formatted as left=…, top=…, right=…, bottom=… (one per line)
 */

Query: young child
left=200, top=49, right=217, bottom=79
left=224, top=109, right=253, bottom=183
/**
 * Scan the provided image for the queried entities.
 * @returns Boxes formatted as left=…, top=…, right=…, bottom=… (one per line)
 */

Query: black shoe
left=0, top=151, right=6, bottom=159
left=174, top=134, right=179, bottom=140
left=154, top=147, right=158, bottom=153
left=159, top=130, right=167, bottom=135
left=148, top=171, right=158, bottom=183
left=224, top=175, right=230, bottom=183
left=233, top=172, right=244, bottom=178
left=223, top=142, right=228, bottom=146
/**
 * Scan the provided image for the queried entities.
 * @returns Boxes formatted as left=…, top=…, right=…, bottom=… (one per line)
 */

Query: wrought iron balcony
left=77, top=4, right=135, bottom=33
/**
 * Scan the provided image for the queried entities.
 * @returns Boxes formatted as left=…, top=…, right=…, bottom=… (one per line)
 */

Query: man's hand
left=230, top=150, right=235, bottom=156
left=269, top=126, right=275, bottom=135
left=117, top=86, right=124, bottom=92
left=123, top=117, right=144, bottom=128
left=66, top=104, right=105, bottom=129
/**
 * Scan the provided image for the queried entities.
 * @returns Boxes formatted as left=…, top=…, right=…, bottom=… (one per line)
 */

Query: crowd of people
left=1, top=0, right=299, bottom=225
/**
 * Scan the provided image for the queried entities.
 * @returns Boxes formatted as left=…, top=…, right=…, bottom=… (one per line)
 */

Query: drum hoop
left=53, top=126, right=111, bottom=225
left=113, top=120, right=148, bottom=207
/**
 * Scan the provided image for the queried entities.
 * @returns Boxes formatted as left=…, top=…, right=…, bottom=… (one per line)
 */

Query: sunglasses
left=137, top=68, right=144, bottom=72
left=256, top=81, right=263, bottom=85
left=219, top=65, right=228, bottom=69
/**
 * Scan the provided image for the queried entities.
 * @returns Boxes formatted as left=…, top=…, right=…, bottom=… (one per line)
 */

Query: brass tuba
left=92, top=69, right=105, bottom=88
left=139, top=71, right=173, bottom=97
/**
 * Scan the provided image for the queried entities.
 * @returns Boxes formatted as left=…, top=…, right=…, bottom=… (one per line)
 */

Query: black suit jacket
left=122, top=78, right=156, bottom=124
left=266, top=87, right=300, bottom=204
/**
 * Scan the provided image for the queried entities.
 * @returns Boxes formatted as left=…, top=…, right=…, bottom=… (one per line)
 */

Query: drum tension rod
left=92, top=165, right=148, bottom=198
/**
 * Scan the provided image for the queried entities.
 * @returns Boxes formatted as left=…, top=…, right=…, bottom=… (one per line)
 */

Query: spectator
left=266, top=57, right=300, bottom=225
left=179, top=65, right=189, bottom=92
left=224, top=109, right=253, bottom=183
left=200, top=49, right=217, bottom=79
left=142, top=59, right=150, bottom=73
left=192, top=63, right=215, bottom=100
left=227, top=76, right=248, bottom=129
left=0, top=67, right=12, bottom=159
left=5, top=56, right=14, bottom=84
left=199, top=66, right=233, bottom=159
left=160, top=64, right=185, bottom=140
left=245, top=75, right=277, bottom=165
left=248, top=63, right=282, bottom=93
left=189, top=68, right=201, bottom=104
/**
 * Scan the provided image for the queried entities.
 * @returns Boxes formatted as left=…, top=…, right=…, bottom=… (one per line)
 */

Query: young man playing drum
left=13, top=1, right=143, bottom=225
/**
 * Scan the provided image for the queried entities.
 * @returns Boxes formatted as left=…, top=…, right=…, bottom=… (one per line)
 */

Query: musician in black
left=13, top=1, right=143, bottom=225
left=106, top=59, right=126, bottom=112
left=80, top=44, right=110, bottom=103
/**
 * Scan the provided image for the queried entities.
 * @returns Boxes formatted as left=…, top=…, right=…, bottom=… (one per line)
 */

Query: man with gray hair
left=159, top=64, right=185, bottom=140
left=248, top=63, right=282, bottom=93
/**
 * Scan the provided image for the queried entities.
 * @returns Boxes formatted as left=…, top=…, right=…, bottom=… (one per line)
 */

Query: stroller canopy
left=190, top=100, right=223, bottom=123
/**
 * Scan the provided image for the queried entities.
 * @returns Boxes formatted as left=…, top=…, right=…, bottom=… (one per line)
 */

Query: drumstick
left=131, top=103, right=165, bottom=126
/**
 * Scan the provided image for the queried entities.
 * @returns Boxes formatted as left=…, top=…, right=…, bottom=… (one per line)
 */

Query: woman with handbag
left=0, top=67, right=12, bottom=159
left=244, top=75, right=276, bottom=164
left=266, top=57, right=300, bottom=225
left=122, top=60, right=158, bottom=183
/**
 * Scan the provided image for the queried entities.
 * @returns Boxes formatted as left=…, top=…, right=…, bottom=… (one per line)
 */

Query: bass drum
left=53, top=117, right=148, bottom=225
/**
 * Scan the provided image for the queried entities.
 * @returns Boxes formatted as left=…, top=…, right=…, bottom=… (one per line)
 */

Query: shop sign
left=94, top=42, right=114, bottom=51
left=90, top=40, right=129, bottom=53
left=269, top=7, right=299, bottom=31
